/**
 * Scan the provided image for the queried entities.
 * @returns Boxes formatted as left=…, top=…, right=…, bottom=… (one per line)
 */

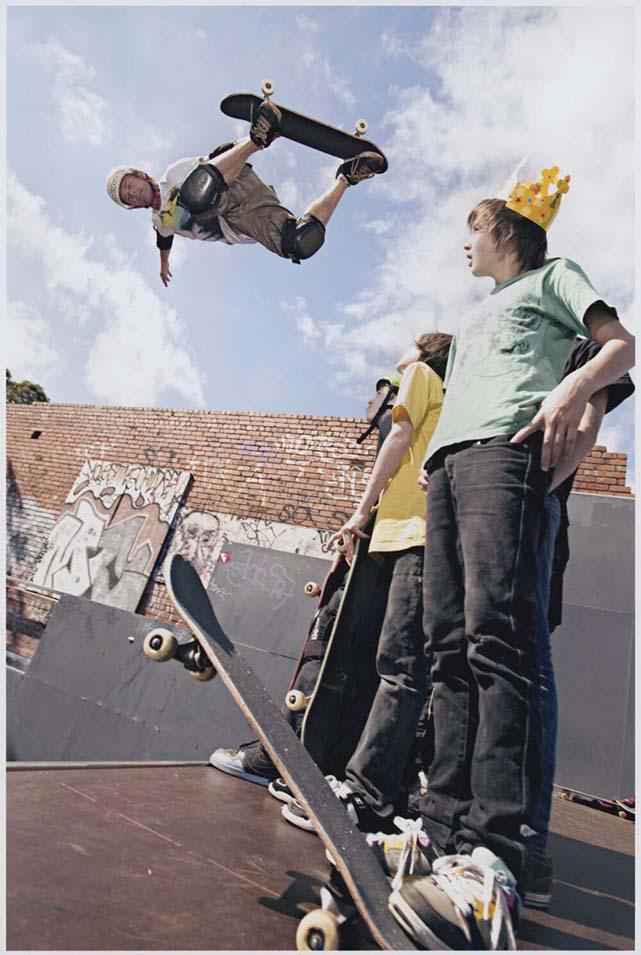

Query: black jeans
left=346, top=547, right=430, bottom=811
left=417, top=436, right=550, bottom=884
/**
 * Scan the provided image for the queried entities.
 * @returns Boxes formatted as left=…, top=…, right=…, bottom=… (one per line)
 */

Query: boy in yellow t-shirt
left=282, top=332, right=452, bottom=835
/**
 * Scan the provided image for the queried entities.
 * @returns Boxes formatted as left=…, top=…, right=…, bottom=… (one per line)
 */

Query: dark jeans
left=529, top=491, right=562, bottom=849
left=346, top=547, right=430, bottom=812
left=417, top=436, right=550, bottom=885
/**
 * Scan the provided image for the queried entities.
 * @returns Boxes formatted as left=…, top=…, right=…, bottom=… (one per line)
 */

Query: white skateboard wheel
left=188, top=665, right=216, bottom=682
left=143, top=629, right=178, bottom=662
left=286, top=689, right=309, bottom=712
left=304, top=581, right=321, bottom=597
left=296, top=908, right=340, bottom=951
left=261, top=79, right=274, bottom=97
left=354, top=119, right=368, bottom=136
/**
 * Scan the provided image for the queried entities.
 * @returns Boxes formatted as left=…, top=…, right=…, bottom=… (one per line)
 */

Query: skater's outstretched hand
left=328, top=510, right=371, bottom=564
left=160, top=264, right=172, bottom=287
left=417, top=469, right=429, bottom=492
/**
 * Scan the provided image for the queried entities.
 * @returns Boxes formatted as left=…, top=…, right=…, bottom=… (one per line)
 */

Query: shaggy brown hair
left=467, top=198, right=547, bottom=272
left=415, top=332, right=453, bottom=381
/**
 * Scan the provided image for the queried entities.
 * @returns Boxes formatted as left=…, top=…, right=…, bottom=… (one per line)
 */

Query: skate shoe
left=336, top=151, right=385, bottom=185
left=268, top=777, right=295, bottom=804
left=523, top=846, right=553, bottom=909
left=249, top=100, right=281, bottom=148
left=389, top=847, right=520, bottom=950
left=366, top=817, right=438, bottom=888
left=281, top=776, right=396, bottom=834
left=210, top=740, right=277, bottom=786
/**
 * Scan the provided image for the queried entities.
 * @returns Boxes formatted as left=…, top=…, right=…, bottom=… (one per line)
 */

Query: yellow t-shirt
left=369, top=362, right=444, bottom=553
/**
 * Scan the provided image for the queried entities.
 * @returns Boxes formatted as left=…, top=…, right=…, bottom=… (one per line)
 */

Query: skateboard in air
left=143, top=553, right=413, bottom=951
left=556, top=786, right=635, bottom=821
left=221, top=79, right=388, bottom=171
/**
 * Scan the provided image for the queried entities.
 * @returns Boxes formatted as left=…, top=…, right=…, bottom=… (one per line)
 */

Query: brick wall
left=6, top=403, right=633, bottom=659
left=571, top=446, right=633, bottom=495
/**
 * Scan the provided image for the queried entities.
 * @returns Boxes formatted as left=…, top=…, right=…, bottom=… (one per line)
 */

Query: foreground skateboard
left=143, top=554, right=413, bottom=951
left=221, top=79, right=388, bottom=170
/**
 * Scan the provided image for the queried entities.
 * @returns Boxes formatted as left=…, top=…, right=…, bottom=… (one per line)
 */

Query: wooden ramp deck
left=7, top=764, right=634, bottom=951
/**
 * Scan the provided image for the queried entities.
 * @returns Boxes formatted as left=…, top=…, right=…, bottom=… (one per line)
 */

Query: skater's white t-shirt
left=152, top=157, right=256, bottom=246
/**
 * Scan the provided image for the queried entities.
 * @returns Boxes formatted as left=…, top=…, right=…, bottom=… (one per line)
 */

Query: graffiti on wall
left=32, top=460, right=191, bottom=610
left=163, top=510, right=223, bottom=585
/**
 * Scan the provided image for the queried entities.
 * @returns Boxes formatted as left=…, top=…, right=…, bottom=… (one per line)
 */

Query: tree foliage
left=6, top=369, right=50, bottom=404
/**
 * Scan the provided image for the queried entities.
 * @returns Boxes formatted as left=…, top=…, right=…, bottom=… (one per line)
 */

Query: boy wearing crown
left=381, top=166, right=635, bottom=950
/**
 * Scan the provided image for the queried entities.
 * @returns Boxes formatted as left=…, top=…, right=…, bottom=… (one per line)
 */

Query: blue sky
left=6, top=4, right=636, bottom=478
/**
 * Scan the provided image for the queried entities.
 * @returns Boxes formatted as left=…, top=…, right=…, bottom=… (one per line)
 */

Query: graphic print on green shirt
left=424, top=258, right=615, bottom=465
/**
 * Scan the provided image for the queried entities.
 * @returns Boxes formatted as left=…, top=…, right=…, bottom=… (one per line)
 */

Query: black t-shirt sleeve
left=564, top=336, right=635, bottom=413
left=155, top=228, right=174, bottom=251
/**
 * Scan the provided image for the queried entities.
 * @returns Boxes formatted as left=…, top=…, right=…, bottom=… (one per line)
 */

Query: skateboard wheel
left=304, top=581, right=321, bottom=597
left=261, top=79, right=274, bottom=97
left=354, top=118, right=368, bottom=136
left=296, top=909, right=340, bottom=951
left=188, top=665, right=216, bottom=682
left=334, top=542, right=347, bottom=555
left=286, top=689, right=308, bottom=712
left=143, top=629, right=178, bottom=662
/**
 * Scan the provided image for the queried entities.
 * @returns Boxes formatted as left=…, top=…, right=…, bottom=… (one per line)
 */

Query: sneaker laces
left=431, top=855, right=517, bottom=950
left=391, top=817, right=429, bottom=891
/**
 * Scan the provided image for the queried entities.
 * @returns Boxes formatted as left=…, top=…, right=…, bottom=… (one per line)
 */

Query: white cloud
left=195, top=28, right=207, bottom=40
left=6, top=301, right=63, bottom=382
left=7, top=171, right=207, bottom=408
left=296, top=14, right=320, bottom=34
left=328, top=7, right=635, bottom=389
left=299, top=51, right=356, bottom=108
left=34, top=38, right=108, bottom=146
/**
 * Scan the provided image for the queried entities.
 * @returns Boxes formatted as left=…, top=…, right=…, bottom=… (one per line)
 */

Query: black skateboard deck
left=221, top=93, right=388, bottom=171
left=143, top=553, right=413, bottom=951
left=299, top=520, right=387, bottom=779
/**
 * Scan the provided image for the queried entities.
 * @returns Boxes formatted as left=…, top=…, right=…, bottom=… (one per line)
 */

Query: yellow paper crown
left=505, top=165, right=571, bottom=231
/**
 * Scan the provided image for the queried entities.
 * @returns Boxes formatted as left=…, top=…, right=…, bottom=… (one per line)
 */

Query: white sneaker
left=210, top=744, right=273, bottom=787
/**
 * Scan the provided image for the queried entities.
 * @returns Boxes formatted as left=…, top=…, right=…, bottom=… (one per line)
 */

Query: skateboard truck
left=285, top=689, right=311, bottom=713
left=143, top=628, right=216, bottom=682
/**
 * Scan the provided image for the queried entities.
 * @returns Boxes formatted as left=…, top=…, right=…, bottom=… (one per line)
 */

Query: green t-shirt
left=424, top=257, right=613, bottom=465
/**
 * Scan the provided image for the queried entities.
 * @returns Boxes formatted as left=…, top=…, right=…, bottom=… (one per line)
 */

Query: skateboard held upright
left=143, top=553, right=413, bottom=951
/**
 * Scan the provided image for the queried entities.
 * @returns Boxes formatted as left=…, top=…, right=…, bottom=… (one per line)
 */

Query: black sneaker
left=249, top=100, right=281, bottom=148
left=389, top=848, right=520, bottom=950
left=210, top=740, right=277, bottom=785
left=336, top=151, right=385, bottom=185
left=281, top=776, right=397, bottom=835
left=523, top=846, right=553, bottom=909
left=281, top=797, right=316, bottom=832
left=268, top=777, right=295, bottom=804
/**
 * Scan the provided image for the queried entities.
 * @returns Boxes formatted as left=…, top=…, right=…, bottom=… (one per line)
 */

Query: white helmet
left=106, top=166, right=149, bottom=208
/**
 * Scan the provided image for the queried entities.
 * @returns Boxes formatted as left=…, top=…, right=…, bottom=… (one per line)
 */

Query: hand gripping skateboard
left=221, top=79, right=388, bottom=170
left=143, top=554, right=413, bottom=951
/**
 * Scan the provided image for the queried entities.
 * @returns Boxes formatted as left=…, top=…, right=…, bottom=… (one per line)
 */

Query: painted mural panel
left=32, top=460, right=191, bottom=610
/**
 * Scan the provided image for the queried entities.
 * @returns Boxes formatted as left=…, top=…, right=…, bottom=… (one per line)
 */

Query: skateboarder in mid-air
left=106, top=100, right=385, bottom=285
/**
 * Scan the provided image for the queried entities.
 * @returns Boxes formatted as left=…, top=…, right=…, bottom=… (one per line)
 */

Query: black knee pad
left=179, top=163, right=228, bottom=215
left=280, top=214, right=326, bottom=263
